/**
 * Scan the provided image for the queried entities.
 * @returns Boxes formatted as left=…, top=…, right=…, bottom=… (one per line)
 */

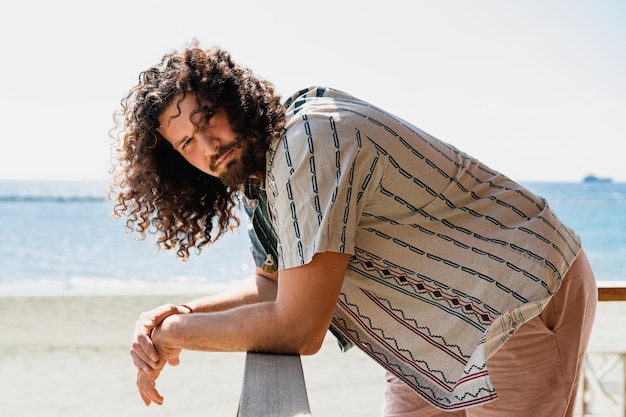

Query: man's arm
left=138, top=251, right=350, bottom=405
left=182, top=268, right=279, bottom=312
left=130, top=269, right=278, bottom=373
left=154, top=251, right=349, bottom=353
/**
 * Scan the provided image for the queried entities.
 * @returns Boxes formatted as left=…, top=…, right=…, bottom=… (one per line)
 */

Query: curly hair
left=108, top=40, right=285, bottom=259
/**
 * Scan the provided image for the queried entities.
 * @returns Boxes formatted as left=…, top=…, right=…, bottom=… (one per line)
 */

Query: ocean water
left=0, top=180, right=624, bottom=296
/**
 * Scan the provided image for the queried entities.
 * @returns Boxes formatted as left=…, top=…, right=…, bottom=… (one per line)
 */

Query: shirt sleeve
left=267, top=105, right=379, bottom=270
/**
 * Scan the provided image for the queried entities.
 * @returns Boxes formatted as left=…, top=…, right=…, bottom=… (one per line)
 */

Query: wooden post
left=237, top=352, right=312, bottom=417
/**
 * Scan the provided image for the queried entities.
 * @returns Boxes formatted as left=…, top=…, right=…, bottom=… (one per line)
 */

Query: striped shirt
left=263, top=86, right=581, bottom=410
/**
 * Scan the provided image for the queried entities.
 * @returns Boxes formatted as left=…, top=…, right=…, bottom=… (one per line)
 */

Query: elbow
left=270, top=302, right=330, bottom=355
left=288, top=325, right=326, bottom=355
left=257, top=329, right=323, bottom=355
left=267, top=320, right=325, bottom=355
left=296, top=334, right=324, bottom=355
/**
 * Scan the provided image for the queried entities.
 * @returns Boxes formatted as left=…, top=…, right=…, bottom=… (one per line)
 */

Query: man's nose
left=200, top=135, right=220, bottom=156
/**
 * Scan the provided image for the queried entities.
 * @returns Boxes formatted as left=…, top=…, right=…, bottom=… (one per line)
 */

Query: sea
left=0, top=180, right=624, bottom=296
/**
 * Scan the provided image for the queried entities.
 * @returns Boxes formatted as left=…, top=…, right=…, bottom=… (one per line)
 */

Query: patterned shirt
left=260, top=86, right=581, bottom=410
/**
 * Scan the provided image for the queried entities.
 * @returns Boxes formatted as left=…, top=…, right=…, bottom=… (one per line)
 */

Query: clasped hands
left=130, top=303, right=188, bottom=406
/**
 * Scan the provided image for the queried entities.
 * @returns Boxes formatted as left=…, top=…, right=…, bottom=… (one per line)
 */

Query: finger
left=137, top=332, right=159, bottom=363
left=137, top=370, right=164, bottom=406
left=130, top=349, right=156, bottom=373
left=145, top=303, right=179, bottom=326
left=167, top=349, right=182, bottom=366
left=137, top=371, right=152, bottom=406
left=139, top=388, right=151, bottom=406
left=146, top=382, right=164, bottom=405
left=136, top=304, right=177, bottom=336
left=130, top=334, right=158, bottom=368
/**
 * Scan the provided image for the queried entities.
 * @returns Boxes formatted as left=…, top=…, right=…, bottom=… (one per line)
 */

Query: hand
left=136, top=333, right=182, bottom=406
left=130, top=303, right=186, bottom=373
left=137, top=370, right=163, bottom=406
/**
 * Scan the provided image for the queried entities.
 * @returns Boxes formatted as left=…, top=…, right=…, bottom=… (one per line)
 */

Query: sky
left=1, top=0, right=624, bottom=182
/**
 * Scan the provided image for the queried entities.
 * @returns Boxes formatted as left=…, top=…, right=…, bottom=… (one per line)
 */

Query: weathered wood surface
left=237, top=352, right=312, bottom=417
left=598, top=286, right=626, bottom=301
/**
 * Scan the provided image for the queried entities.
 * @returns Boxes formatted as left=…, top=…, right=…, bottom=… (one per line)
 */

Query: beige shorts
left=383, top=250, right=598, bottom=417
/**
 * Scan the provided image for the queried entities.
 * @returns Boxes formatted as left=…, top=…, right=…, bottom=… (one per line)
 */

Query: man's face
left=157, top=93, right=258, bottom=188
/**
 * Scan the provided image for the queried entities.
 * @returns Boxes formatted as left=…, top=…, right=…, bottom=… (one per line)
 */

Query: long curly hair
left=108, top=40, right=285, bottom=259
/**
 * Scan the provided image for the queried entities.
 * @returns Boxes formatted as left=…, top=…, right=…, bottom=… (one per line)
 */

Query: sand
left=0, top=295, right=385, bottom=417
left=1, top=294, right=624, bottom=417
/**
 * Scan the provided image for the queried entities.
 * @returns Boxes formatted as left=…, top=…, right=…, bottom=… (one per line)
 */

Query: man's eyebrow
left=172, top=134, right=191, bottom=149
left=156, top=126, right=191, bottom=149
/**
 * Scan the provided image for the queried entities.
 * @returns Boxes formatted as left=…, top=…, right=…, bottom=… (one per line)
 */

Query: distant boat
left=583, top=175, right=613, bottom=183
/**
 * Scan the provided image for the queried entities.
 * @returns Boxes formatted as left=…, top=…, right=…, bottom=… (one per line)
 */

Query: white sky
left=1, top=0, right=624, bottom=182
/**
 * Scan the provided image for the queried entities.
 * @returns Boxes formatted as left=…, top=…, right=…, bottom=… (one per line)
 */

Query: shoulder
left=282, top=87, right=382, bottom=138
left=283, top=86, right=365, bottom=119
left=283, top=86, right=351, bottom=110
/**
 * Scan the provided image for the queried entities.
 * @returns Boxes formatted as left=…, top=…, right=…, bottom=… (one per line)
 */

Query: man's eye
left=182, top=137, right=194, bottom=149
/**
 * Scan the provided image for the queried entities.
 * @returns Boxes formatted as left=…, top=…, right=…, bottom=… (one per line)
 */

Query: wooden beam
left=597, top=281, right=626, bottom=302
left=238, top=352, right=312, bottom=417
left=598, top=287, right=626, bottom=301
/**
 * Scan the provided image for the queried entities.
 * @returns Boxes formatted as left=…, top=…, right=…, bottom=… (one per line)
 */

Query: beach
left=1, top=294, right=624, bottom=417
left=0, top=295, right=386, bottom=417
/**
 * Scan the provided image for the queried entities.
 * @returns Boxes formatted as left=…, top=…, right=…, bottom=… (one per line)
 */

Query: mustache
left=209, top=137, right=242, bottom=167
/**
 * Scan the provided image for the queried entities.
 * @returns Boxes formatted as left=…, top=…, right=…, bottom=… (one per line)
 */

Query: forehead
left=159, top=93, right=197, bottom=130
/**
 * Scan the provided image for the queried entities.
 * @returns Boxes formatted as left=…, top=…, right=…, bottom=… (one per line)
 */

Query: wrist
left=178, top=304, right=194, bottom=314
left=151, top=314, right=180, bottom=347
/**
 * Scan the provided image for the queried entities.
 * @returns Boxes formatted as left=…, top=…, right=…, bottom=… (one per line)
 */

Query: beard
left=218, top=136, right=267, bottom=190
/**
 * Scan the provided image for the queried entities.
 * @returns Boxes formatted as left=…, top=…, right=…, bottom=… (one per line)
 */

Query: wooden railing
left=237, top=352, right=311, bottom=417
left=598, top=285, right=626, bottom=302
left=236, top=283, right=626, bottom=417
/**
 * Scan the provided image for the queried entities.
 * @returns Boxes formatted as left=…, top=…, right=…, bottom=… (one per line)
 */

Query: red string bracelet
left=179, top=304, right=194, bottom=313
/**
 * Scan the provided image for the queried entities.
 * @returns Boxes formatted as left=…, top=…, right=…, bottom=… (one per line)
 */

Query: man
left=110, top=41, right=597, bottom=416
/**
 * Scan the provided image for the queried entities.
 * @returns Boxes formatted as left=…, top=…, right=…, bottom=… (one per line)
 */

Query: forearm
left=152, top=301, right=309, bottom=355
left=181, top=271, right=277, bottom=314
left=152, top=253, right=349, bottom=357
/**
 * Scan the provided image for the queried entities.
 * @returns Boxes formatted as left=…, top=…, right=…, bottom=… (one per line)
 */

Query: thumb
left=167, top=348, right=182, bottom=366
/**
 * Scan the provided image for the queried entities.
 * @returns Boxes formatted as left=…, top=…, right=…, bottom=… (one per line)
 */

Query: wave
left=0, top=276, right=245, bottom=296
left=0, top=180, right=108, bottom=202
left=0, top=195, right=107, bottom=203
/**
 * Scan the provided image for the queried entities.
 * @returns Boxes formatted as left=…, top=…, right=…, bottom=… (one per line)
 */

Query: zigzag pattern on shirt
left=337, top=287, right=499, bottom=384
left=360, top=289, right=472, bottom=362
left=335, top=294, right=461, bottom=388
left=350, top=249, right=495, bottom=329
left=360, top=210, right=554, bottom=297
left=359, top=226, right=538, bottom=305
left=332, top=306, right=497, bottom=409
